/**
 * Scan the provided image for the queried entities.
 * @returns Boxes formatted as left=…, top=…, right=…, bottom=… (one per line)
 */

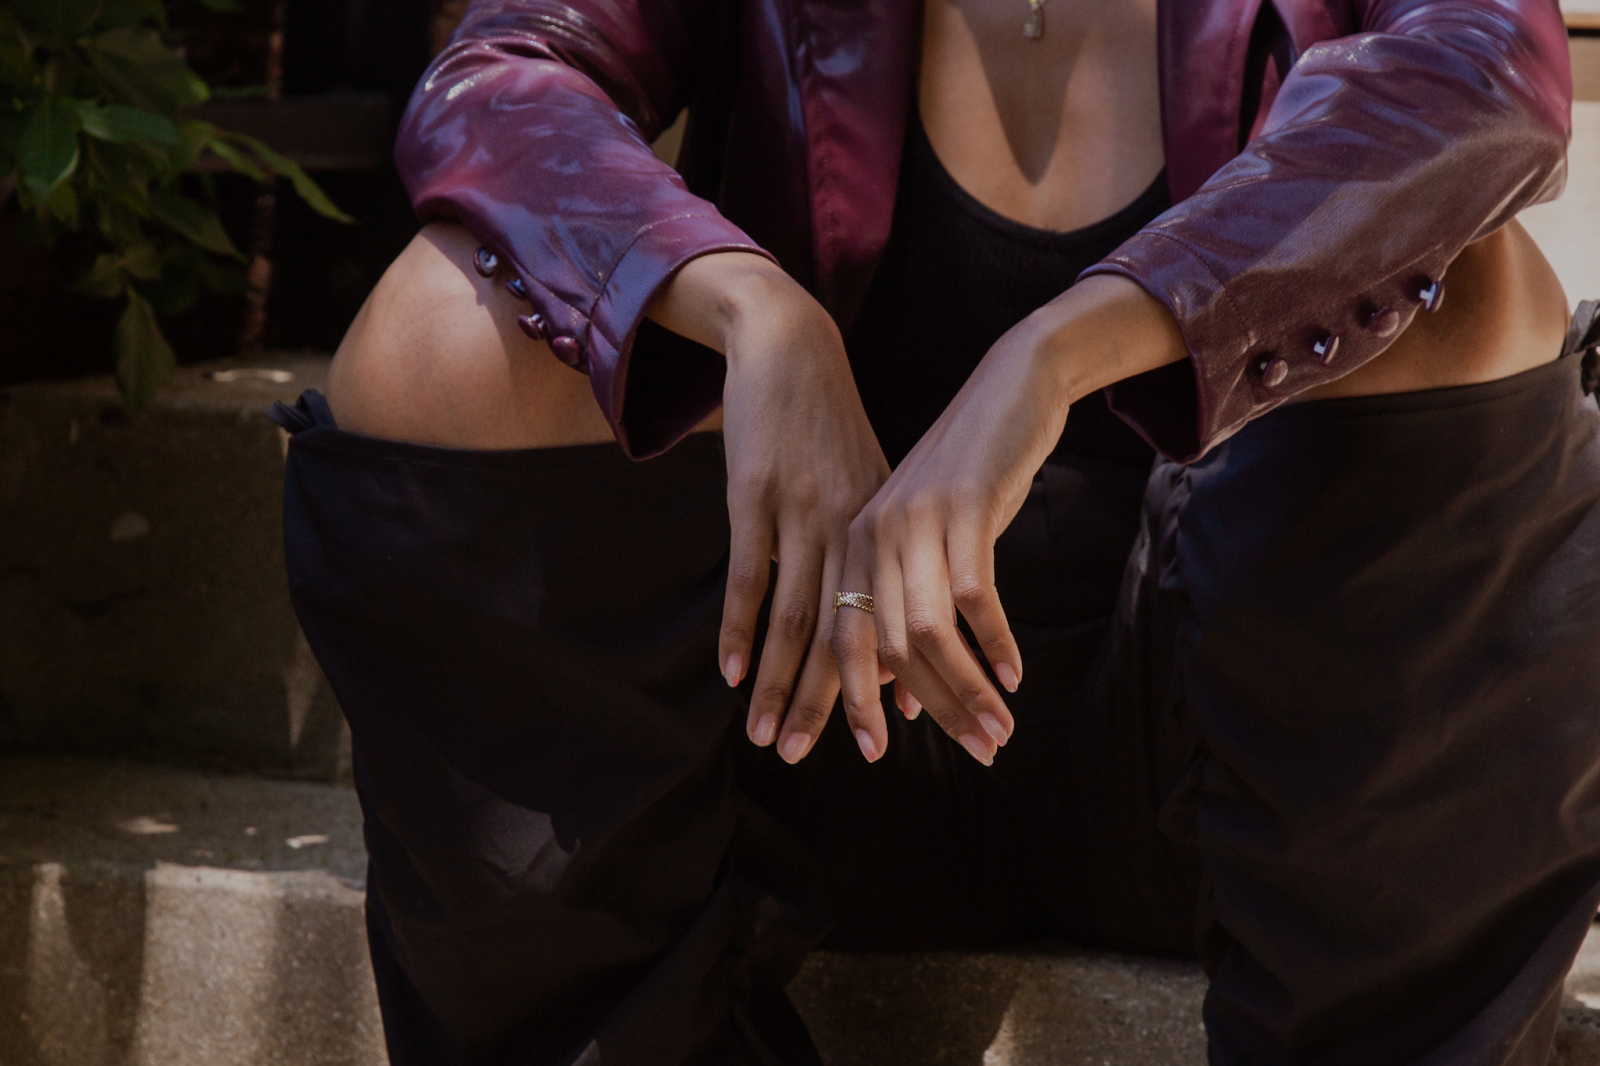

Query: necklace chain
left=1023, top=0, right=1045, bottom=40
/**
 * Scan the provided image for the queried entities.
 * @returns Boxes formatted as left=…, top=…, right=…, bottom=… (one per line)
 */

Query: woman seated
left=271, top=0, right=1600, bottom=1062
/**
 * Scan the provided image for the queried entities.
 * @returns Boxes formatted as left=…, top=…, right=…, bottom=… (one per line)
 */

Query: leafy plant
left=0, top=0, right=352, bottom=412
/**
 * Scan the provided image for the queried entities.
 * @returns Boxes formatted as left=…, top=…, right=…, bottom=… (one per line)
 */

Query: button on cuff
left=1258, top=356, right=1289, bottom=388
left=517, top=313, right=546, bottom=342
left=550, top=335, right=583, bottom=368
left=1418, top=278, right=1445, bottom=313
left=1368, top=307, right=1401, bottom=338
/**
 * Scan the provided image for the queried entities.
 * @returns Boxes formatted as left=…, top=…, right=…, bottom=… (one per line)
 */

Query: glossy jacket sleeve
left=394, top=0, right=775, bottom=458
left=1084, top=0, right=1573, bottom=463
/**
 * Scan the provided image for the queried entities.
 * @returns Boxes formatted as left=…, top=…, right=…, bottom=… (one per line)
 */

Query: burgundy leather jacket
left=396, top=0, right=1573, bottom=462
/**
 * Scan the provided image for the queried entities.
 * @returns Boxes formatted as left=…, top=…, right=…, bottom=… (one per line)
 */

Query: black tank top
left=846, top=112, right=1168, bottom=468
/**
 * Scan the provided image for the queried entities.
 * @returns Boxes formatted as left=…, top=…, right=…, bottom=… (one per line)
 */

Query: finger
left=947, top=521, right=1023, bottom=694
left=894, top=679, right=921, bottom=720
left=899, top=638, right=998, bottom=766
left=722, top=500, right=773, bottom=695
left=778, top=535, right=852, bottom=761
left=748, top=530, right=825, bottom=751
left=900, top=542, right=1014, bottom=747
left=872, top=551, right=994, bottom=763
left=829, top=547, right=886, bottom=763
left=776, top=640, right=843, bottom=762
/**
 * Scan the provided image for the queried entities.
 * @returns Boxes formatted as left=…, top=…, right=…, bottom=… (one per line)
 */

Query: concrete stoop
left=4, top=758, right=1600, bottom=1066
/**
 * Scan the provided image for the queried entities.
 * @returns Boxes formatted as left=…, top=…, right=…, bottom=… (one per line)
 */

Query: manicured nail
left=780, top=733, right=812, bottom=764
left=724, top=654, right=743, bottom=688
left=994, top=662, right=1019, bottom=693
left=752, top=715, right=777, bottom=747
left=854, top=729, right=879, bottom=762
left=977, top=713, right=1009, bottom=747
left=958, top=734, right=994, bottom=767
left=903, top=693, right=922, bottom=720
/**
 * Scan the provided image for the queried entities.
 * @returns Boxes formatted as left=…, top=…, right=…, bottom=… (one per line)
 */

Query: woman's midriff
left=1297, top=219, right=1571, bottom=402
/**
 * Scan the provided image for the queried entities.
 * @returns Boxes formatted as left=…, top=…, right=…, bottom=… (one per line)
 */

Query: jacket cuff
left=519, top=213, right=775, bottom=460
left=1084, top=228, right=1433, bottom=464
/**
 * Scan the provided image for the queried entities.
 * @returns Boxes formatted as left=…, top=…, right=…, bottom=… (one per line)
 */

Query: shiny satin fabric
left=395, top=0, right=1572, bottom=463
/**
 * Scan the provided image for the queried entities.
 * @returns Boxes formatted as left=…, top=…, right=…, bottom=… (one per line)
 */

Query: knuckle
left=720, top=621, right=755, bottom=646
left=979, top=635, right=1012, bottom=656
left=841, top=692, right=877, bottom=721
left=954, top=679, right=991, bottom=710
left=788, top=700, right=832, bottom=732
left=878, top=638, right=913, bottom=673
left=924, top=704, right=964, bottom=735
left=950, top=578, right=990, bottom=611
left=906, top=613, right=945, bottom=647
left=726, top=562, right=769, bottom=601
left=754, top=679, right=793, bottom=709
left=773, top=601, right=817, bottom=642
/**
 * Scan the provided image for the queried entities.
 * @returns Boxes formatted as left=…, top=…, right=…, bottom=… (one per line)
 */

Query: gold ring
left=835, top=592, right=875, bottom=614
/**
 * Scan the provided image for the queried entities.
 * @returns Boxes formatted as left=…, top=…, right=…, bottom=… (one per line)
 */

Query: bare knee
left=326, top=222, right=614, bottom=449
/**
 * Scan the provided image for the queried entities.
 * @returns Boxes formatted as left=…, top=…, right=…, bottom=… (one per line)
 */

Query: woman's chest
left=916, top=0, right=1166, bottom=231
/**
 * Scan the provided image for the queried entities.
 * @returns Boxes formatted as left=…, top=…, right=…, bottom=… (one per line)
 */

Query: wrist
left=647, top=250, right=806, bottom=356
left=1024, top=274, right=1188, bottom=407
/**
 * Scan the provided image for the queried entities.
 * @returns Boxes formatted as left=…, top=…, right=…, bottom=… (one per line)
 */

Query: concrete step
left=0, top=356, right=346, bottom=781
left=4, top=756, right=1600, bottom=1066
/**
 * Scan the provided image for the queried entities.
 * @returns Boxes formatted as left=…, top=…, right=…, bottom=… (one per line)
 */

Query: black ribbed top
left=846, top=111, right=1169, bottom=467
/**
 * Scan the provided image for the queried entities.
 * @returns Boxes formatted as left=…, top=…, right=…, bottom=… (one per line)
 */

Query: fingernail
left=724, top=654, right=743, bottom=688
left=752, top=715, right=777, bottom=747
left=994, top=662, right=1019, bottom=693
left=958, top=734, right=994, bottom=767
left=977, top=713, right=1009, bottom=747
left=780, top=733, right=812, bottom=764
left=854, top=729, right=879, bottom=762
left=904, top=694, right=922, bottom=720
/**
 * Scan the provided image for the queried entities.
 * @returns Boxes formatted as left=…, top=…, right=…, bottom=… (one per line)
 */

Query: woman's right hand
left=649, top=252, right=891, bottom=762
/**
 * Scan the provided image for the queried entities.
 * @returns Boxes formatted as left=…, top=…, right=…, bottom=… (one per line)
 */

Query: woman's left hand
left=809, top=276, right=1188, bottom=766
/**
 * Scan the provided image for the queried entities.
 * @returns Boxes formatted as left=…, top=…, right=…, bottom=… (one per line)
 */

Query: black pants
left=274, top=336, right=1600, bottom=1065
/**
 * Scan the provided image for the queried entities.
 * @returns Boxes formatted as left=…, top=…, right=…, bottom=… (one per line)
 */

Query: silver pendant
left=1023, top=0, right=1044, bottom=39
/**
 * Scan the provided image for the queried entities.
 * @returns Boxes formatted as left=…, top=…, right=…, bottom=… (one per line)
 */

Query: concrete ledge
left=5, top=757, right=1600, bottom=1065
left=0, top=356, right=345, bottom=780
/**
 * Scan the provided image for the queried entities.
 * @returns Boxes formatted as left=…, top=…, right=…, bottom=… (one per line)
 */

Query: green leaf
left=200, top=133, right=263, bottom=180
left=115, top=289, right=176, bottom=415
left=148, top=188, right=241, bottom=259
left=226, top=133, right=355, bottom=224
left=8, top=0, right=102, bottom=43
left=44, top=177, right=78, bottom=226
left=18, top=98, right=80, bottom=201
left=164, top=118, right=215, bottom=172
left=77, top=252, right=127, bottom=296
left=83, top=28, right=208, bottom=112
left=77, top=103, right=179, bottom=146
left=121, top=241, right=162, bottom=279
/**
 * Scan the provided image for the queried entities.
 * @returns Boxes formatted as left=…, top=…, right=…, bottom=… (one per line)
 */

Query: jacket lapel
left=796, top=0, right=918, bottom=327
left=1159, top=0, right=1265, bottom=200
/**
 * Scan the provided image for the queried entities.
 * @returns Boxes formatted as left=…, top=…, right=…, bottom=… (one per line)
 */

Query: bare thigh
left=326, top=222, right=721, bottom=449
